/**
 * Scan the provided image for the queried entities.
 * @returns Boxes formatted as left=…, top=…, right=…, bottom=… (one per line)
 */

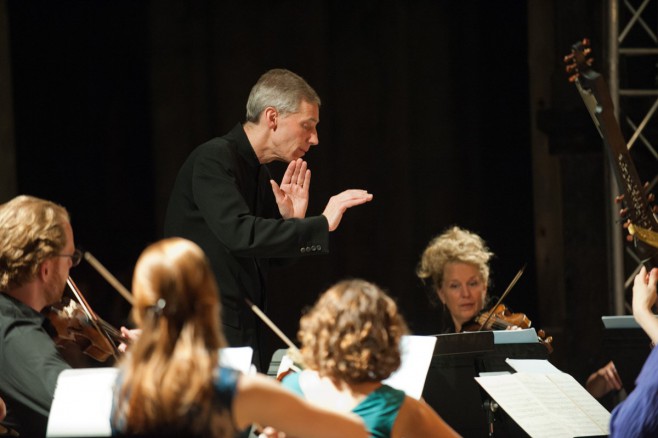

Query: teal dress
left=281, top=372, right=405, bottom=438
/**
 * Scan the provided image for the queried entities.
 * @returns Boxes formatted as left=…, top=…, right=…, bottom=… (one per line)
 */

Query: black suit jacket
left=164, top=124, right=329, bottom=368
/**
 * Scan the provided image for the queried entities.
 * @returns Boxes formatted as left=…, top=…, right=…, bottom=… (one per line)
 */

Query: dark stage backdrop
left=7, top=2, right=539, bottom=371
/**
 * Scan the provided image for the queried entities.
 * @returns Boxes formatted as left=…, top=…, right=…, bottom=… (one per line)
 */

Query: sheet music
left=545, top=373, right=611, bottom=432
left=383, top=335, right=436, bottom=399
left=476, top=372, right=610, bottom=438
left=219, top=346, right=254, bottom=374
left=47, top=368, right=118, bottom=437
left=506, top=358, right=562, bottom=374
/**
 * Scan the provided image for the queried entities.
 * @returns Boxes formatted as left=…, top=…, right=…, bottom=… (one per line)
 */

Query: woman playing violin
left=417, top=226, right=494, bottom=333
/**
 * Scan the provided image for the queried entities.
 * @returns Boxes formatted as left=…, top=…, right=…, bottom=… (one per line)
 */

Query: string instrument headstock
left=564, top=38, right=595, bottom=84
left=563, top=38, right=658, bottom=258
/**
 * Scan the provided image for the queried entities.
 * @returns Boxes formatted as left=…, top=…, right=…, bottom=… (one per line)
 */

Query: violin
left=462, top=303, right=531, bottom=331
left=45, top=297, right=125, bottom=362
left=44, top=277, right=128, bottom=362
left=462, top=303, right=553, bottom=353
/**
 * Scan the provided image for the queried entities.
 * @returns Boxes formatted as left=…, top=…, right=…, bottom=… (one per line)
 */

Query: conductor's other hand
left=271, top=159, right=311, bottom=219
left=322, top=190, right=373, bottom=232
left=585, top=361, right=622, bottom=399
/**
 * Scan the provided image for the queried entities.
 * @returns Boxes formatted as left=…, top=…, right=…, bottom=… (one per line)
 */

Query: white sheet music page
left=383, top=335, right=436, bottom=399
left=219, top=346, right=254, bottom=374
left=475, top=372, right=610, bottom=438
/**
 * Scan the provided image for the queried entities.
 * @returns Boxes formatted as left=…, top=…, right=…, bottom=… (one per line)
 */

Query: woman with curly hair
left=111, top=237, right=368, bottom=438
left=281, top=279, right=459, bottom=438
left=416, top=226, right=494, bottom=333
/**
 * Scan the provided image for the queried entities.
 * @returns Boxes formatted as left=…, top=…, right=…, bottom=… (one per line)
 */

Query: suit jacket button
left=300, top=247, right=306, bottom=253
left=311, top=245, right=317, bottom=251
left=317, top=245, right=322, bottom=251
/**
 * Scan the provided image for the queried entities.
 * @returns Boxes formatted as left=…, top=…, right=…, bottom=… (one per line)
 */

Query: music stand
left=601, top=315, right=654, bottom=392
left=421, top=329, right=548, bottom=438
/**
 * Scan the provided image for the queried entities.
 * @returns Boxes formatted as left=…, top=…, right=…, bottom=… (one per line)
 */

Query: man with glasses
left=0, top=195, right=78, bottom=437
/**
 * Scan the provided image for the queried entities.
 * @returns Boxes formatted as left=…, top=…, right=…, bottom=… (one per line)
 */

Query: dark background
left=5, top=0, right=650, bottom=398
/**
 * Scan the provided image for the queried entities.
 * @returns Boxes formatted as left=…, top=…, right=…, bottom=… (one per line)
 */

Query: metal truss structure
left=608, top=0, right=658, bottom=314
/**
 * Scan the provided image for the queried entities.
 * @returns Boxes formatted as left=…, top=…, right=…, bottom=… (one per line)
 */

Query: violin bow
left=66, top=277, right=120, bottom=359
left=83, top=251, right=134, bottom=305
left=245, top=298, right=301, bottom=356
left=477, top=264, right=527, bottom=331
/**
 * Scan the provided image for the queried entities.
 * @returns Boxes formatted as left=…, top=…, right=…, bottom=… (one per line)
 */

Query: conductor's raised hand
left=322, top=190, right=373, bottom=232
left=271, top=159, right=311, bottom=219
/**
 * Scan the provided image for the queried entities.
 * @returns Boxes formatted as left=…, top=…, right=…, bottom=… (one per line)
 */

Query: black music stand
left=601, top=316, right=653, bottom=393
left=421, top=330, right=549, bottom=438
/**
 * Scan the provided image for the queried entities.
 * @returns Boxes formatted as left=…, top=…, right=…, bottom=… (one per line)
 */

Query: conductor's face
left=437, top=262, right=487, bottom=332
left=273, top=100, right=319, bottom=161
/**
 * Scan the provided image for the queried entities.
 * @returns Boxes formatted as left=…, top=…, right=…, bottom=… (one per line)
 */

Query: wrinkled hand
left=322, top=190, right=373, bottom=232
left=118, top=327, right=142, bottom=354
left=585, top=361, right=622, bottom=399
left=271, top=159, right=311, bottom=219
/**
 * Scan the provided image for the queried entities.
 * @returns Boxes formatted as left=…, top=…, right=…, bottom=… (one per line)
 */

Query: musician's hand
left=632, top=266, right=658, bottom=345
left=271, top=159, right=310, bottom=219
left=633, top=266, right=658, bottom=316
left=0, top=395, right=6, bottom=421
left=118, top=327, right=141, bottom=353
left=586, top=361, right=622, bottom=399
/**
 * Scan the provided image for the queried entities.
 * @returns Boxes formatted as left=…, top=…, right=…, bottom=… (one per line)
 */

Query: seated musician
left=417, top=225, right=624, bottom=402
left=416, top=226, right=494, bottom=333
left=279, top=278, right=460, bottom=438
left=608, top=266, right=658, bottom=437
left=111, top=237, right=368, bottom=438
left=0, top=195, right=76, bottom=437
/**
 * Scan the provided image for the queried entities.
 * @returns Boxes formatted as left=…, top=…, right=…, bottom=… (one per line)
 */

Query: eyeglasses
left=55, top=249, right=83, bottom=267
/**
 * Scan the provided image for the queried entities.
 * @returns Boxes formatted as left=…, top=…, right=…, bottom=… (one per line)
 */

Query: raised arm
left=270, top=159, right=311, bottom=219
left=632, top=266, right=658, bottom=345
left=233, top=373, right=368, bottom=438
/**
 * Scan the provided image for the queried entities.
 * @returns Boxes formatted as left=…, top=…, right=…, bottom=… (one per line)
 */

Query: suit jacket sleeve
left=191, top=143, right=329, bottom=257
